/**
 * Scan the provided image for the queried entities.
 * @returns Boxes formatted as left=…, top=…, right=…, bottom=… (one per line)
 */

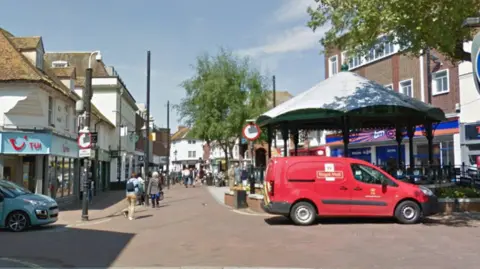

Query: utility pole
left=81, top=67, right=92, bottom=221
left=272, top=75, right=277, bottom=148
left=166, top=100, right=170, bottom=189
left=425, top=47, right=434, bottom=167
left=144, top=51, right=151, bottom=206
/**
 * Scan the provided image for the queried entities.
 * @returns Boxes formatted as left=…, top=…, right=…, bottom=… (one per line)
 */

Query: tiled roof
left=9, top=37, right=41, bottom=51
left=44, top=52, right=110, bottom=78
left=50, top=67, right=76, bottom=79
left=171, top=127, right=191, bottom=141
left=0, top=28, right=115, bottom=128
left=268, top=90, right=293, bottom=108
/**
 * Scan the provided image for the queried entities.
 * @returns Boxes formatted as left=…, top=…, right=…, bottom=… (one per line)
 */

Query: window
left=188, top=151, right=196, bottom=158
left=384, top=84, right=393, bottom=90
left=48, top=96, right=54, bottom=126
left=350, top=163, right=393, bottom=185
left=188, top=140, right=196, bottom=144
left=52, top=60, right=68, bottom=68
left=399, top=79, right=413, bottom=97
left=432, top=70, right=449, bottom=95
left=65, top=105, right=70, bottom=130
left=328, top=55, right=338, bottom=77
left=344, top=36, right=398, bottom=70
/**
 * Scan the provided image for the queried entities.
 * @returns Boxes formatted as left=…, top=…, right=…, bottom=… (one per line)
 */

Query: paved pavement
left=2, top=185, right=480, bottom=269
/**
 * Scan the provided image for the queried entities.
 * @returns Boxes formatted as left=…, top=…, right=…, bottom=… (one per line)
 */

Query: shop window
left=440, top=141, right=455, bottom=166
left=62, top=158, right=71, bottom=197
left=48, top=156, right=57, bottom=198
left=69, top=159, right=75, bottom=195
left=56, top=158, right=64, bottom=198
left=415, top=143, right=441, bottom=166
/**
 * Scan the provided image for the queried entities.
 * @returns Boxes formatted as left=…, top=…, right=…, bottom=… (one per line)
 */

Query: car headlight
left=23, top=199, right=48, bottom=207
left=419, top=186, right=434, bottom=196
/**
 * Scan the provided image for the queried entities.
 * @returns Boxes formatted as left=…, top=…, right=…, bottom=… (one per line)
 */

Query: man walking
left=123, top=172, right=139, bottom=220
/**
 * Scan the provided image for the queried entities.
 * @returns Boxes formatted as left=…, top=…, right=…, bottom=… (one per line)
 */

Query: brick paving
left=1, top=185, right=480, bottom=269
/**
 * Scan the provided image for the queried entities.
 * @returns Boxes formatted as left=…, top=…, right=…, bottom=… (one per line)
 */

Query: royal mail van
left=262, top=156, right=439, bottom=225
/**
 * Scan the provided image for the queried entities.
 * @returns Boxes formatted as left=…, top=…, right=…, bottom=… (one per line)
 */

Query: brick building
left=324, top=38, right=459, bottom=167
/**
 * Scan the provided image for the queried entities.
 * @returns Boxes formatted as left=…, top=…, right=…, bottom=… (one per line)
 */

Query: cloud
left=236, top=25, right=328, bottom=58
left=273, top=0, right=316, bottom=23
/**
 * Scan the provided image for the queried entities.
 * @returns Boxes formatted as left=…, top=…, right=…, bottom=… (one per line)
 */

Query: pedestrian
left=183, top=166, right=190, bottom=187
left=147, top=171, right=162, bottom=208
left=189, top=167, right=195, bottom=187
left=136, top=173, right=145, bottom=206
left=88, top=180, right=94, bottom=203
left=241, top=166, right=248, bottom=187
left=123, top=172, right=139, bottom=220
left=234, top=163, right=242, bottom=187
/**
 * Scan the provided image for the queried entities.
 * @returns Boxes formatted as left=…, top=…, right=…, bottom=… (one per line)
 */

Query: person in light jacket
left=147, top=172, right=162, bottom=208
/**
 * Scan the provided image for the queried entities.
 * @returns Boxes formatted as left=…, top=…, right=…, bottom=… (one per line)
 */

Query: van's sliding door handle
left=339, top=186, right=348, bottom=190
left=353, top=187, right=362, bottom=191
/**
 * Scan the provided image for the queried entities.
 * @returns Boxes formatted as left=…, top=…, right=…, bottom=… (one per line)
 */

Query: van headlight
left=419, top=186, right=434, bottom=196
left=23, top=199, right=48, bottom=207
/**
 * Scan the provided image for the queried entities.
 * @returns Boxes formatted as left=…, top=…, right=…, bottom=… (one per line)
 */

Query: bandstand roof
left=256, top=72, right=446, bottom=130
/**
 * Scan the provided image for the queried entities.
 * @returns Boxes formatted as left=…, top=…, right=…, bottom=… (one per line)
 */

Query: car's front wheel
left=6, top=211, right=30, bottom=232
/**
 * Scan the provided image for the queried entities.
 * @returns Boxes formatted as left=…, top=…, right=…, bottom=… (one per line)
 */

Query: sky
left=0, top=0, right=327, bottom=132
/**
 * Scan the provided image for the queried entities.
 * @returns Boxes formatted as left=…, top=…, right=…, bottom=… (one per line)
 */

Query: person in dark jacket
left=147, top=172, right=162, bottom=208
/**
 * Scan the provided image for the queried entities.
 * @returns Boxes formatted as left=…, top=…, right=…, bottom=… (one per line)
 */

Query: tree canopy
left=307, top=0, right=480, bottom=62
left=176, top=48, right=270, bottom=157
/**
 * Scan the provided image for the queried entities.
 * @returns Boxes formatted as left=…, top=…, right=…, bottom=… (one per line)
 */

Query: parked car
left=262, top=156, right=439, bottom=225
left=0, top=179, right=58, bottom=232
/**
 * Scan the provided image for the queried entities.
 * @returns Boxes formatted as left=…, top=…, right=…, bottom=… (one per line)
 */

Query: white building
left=45, top=53, right=138, bottom=182
left=170, top=126, right=205, bottom=172
left=457, top=41, right=480, bottom=166
left=0, top=28, right=114, bottom=202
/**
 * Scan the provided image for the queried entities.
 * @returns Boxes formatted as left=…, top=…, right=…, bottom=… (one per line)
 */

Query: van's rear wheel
left=290, top=202, right=316, bottom=226
left=395, top=200, right=421, bottom=224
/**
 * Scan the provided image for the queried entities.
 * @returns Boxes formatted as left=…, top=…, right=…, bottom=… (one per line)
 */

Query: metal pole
left=117, top=89, right=123, bottom=183
left=166, top=100, right=170, bottom=189
left=272, top=75, right=277, bottom=148
left=249, top=141, right=255, bottom=194
left=81, top=68, right=93, bottom=221
left=144, top=51, right=151, bottom=205
left=426, top=48, right=432, bottom=105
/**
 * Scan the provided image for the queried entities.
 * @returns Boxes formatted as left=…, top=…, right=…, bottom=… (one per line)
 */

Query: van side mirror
left=381, top=179, right=388, bottom=188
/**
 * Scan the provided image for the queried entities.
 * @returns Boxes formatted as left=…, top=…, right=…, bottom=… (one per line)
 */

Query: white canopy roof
left=257, top=72, right=445, bottom=127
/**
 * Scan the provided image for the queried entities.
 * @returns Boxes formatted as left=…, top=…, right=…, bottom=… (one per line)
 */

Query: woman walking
left=147, top=171, right=162, bottom=208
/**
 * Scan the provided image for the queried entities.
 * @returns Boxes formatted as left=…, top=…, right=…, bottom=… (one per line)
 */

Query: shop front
left=289, top=146, right=327, bottom=156
left=96, top=149, right=111, bottom=191
left=327, top=119, right=459, bottom=166
left=0, top=132, right=51, bottom=193
left=48, top=134, right=79, bottom=200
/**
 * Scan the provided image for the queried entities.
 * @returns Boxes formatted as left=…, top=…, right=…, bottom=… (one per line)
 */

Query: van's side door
left=314, top=161, right=352, bottom=215
left=348, top=163, right=399, bottom=216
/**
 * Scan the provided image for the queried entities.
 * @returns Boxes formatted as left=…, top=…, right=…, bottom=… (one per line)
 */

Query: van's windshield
left=0, top=179, right=32, bottom=197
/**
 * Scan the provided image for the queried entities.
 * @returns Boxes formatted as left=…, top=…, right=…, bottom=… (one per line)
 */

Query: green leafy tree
left=307, top=0, right=479, bottom=62
left=176, top=48, right=269, bottom=168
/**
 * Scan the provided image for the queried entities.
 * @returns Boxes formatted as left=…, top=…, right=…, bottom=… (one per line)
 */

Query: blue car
left=0, top=179, right=58, bottom=232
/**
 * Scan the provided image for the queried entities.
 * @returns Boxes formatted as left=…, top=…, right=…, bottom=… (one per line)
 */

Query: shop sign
left=464, top=124, right=480, bottom=140
left=1, top=132, right=51, bottom=154
left=51, top=135, right=79, bottom=158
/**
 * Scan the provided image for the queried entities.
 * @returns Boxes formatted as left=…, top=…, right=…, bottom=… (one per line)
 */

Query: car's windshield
left=0, top=179, right=32, bottom=197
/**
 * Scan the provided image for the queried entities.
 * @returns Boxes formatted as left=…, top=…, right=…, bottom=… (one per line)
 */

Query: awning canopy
left=257, top=72, right=445, bottom=130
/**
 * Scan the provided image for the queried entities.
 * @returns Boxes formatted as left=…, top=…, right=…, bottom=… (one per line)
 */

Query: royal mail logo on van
left=316, top=171, right=344, bottom=178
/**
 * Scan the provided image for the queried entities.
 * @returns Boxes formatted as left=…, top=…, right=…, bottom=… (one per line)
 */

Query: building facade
left=324, top=37, right=460, bottom=167
left=0, top=28, right=115, bottom=203
left=170, top=126, right=204, bottom=172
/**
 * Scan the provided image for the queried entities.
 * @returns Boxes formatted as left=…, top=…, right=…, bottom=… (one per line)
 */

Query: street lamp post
left=78, top=50, right=102, bottom=221
left=144, top=51, right=151, bottom=205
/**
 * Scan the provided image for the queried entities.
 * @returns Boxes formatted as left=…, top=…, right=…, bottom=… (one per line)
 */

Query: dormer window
left=52, top=60, right=68, bottom=68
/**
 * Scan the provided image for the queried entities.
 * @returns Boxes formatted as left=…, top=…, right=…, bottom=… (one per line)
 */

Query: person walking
left=136, top=173, right=145, bottom=206
left=183, top=166, right=190, bottom=187
left=123, top=172, right=139, bottom=220
left=147, top=172, right=162, bottom=208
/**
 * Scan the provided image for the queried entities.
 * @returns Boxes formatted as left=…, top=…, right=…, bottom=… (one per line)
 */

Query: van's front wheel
left=290, top=202, right=316, bottom=226
left=395, top=200, right=421, bottom=224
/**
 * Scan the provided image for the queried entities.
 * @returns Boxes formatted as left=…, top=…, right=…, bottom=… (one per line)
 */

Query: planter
left=247, top=194, right=265, bottom=213
left=224, top=191, right=234, bottom=207
left=438, top=198, right=480, bottom=213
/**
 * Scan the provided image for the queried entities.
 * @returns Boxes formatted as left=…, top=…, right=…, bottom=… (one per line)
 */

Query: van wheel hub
left=402, top=206, right=416, bottom=220
left=296, top=207, right=312, bottom=222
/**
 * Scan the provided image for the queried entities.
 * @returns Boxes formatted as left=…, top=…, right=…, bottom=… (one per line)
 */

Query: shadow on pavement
left=264, top=216, right=396, bottom=226
left=135, top=214, right=153, bottom=220
left=1, top=226, right=135, bottom=267
left=60, top=191, right=126, bottom=211
left=422, top=215, right=478, bottom=227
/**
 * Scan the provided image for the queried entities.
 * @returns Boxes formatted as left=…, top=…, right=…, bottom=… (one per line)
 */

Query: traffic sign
left=78, top=133, right=92, bottom=149
left=242, top=123, right=261, bottom=141
left=79, top=148, right=92, bottom=158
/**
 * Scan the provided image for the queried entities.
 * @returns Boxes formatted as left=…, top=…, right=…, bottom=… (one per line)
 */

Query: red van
left=262, top=156, right=439, bottom=225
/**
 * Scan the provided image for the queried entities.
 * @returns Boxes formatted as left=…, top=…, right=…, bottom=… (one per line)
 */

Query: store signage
left=465, top=124, right=480, bottom=140
left=1, top=132, right=51, bottom=154
left=51, top=135, right=79, bottom=158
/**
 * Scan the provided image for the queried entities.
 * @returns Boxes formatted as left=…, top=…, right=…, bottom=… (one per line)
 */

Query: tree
left=176, top=48, right=269, bottom=169
left=307, top=0, right=480, bottom=62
